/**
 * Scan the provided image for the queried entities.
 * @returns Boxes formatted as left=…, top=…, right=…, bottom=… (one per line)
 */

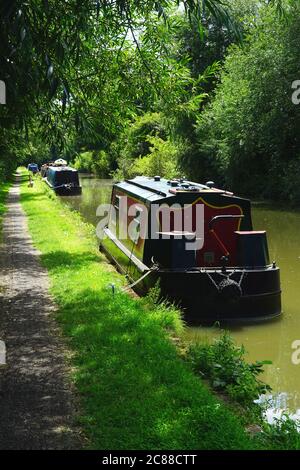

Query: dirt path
left=0, top=177, right=83, bottom=449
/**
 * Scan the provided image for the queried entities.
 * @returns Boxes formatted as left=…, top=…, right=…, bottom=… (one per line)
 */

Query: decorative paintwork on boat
left=44, top=166, right=82, bottom=195
left=100, top=176, right=281, bottom=323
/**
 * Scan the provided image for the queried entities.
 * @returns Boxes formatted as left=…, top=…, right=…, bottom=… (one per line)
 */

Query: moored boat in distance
left=27, top=163, right=39, bottom=174
left=44, top=165, right=82, bottom=195
left=100, top=176, right=281, bottom=323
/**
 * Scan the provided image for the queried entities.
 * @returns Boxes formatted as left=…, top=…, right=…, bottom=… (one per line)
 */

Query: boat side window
left=110, top=194, right=120, bottom=232
left=131, top=206, right=143, bottom=244
left=114, top=194, right=121, bottom=211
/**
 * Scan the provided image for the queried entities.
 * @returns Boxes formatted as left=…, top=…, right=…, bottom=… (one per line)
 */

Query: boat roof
left=115, top=176, right=227, bottom=202
left=48, top=165, right=78, bottom=172
left=54, top=158, right=67, bottom=165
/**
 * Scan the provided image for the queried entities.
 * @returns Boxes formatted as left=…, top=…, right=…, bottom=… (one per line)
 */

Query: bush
left=91, top=150, right=111, bottom=177
left=279, top=156, right=300, bottom=205
left=114, top=113, right=170, bottom=178
left=123, top=112, right=167, bottom=159
left=128, top=135, right=179, bottom=179
left=74, top=150, right=111, bottom=177
left=73, top=151, right=93, bottom=173
left=188, top=332, right=271, bottom=407
left=260, top=415, right=300, bottom=450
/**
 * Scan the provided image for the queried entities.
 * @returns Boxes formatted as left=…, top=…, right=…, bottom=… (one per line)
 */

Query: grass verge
left=18, top=171, right=259, bottom=450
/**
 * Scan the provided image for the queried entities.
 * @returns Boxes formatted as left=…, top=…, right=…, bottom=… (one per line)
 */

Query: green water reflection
left=61, top=174, right=113, bottom=226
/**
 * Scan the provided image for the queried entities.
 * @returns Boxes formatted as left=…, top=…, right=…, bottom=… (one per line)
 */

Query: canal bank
left=63, top=174, right=300, bottom=424
left=16, top=171, right=262, bottom=450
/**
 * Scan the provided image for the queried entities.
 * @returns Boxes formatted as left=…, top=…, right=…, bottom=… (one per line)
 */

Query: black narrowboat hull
left=100, top=230, right=281, bottom=324
left=158, top=267, right=281, bottom=323
left=54, top=185, right=82, bottom=196
left=44, top=178, right=82, bottom=196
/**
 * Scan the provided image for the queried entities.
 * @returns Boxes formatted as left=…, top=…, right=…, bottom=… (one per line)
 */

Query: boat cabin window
left=130, top=206, right=144, bottom=244
left=114, top=195, right=121, bottom=211
left=110, top=194, right=121, bottom=234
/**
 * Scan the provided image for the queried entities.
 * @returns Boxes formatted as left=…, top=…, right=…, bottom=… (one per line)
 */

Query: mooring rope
left=237, top=270, right=246, bottom=288
left=111, top=264, right=246, bottom=296
left=202, top=269, right=220, bottom=290
left=121, top=264, right=159, bottom=293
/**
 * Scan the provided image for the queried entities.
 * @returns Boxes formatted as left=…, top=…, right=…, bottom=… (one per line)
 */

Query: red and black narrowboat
left=100, top=176, right=281, bottom=323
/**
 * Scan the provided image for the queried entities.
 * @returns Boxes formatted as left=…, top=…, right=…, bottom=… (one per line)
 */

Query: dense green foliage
left=19, top=172, right=257, bottom=450
left=188, top=333, right=272, bottom=407
left=1, top=0, right=289, bottom=201
left=99, top=0, right=296, bottom=197
left=259, top=416, right=300, bottom=450
left=112, top=113, right=179, bottom=178
left=73, top=150, right=112, bottom=178
left=187, top=332, right=300, bottom=449
left=128, top=135, right=179, bottom=178
left=3, top=0, right=300, bottom=450
left=194, top=1, right=300, bottom=201
left=0, top=181, right=11, bottom=241
left=0, top=0, right=243, bottom=177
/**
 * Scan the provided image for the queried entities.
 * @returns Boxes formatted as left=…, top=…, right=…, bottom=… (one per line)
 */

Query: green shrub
left=74, top=150, right=111, bottom=177
left=260, top=415, right=300, bottom=450
left=123, top=112, right=167, bottom=160
left=73, top=151, right=93, bottom=172
left=20, top=176, right=256, bottom=450
left=188, top=332, right=271, bottom=407
left=128, top=135, right=179, bottom=179
left=279, top=156, right=300, bottom=205
left=114, top=113, right=170, bottom=178
left=0, top=181, right=11, bottom=241
left=0, top=161, right=15, bottom=182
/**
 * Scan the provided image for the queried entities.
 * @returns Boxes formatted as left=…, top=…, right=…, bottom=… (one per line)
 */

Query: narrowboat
left=100, top=176, right=281, bottom=323
left=27, top=163, right=39, bottom=174
left=45, top=166, right=82, bottom=195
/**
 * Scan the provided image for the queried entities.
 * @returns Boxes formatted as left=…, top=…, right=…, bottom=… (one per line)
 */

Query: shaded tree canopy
left=0, top=0, right=247, bottom=176
left=0, top=1, right=236, bottom=127
left=0, top=0, right=287, bottom=183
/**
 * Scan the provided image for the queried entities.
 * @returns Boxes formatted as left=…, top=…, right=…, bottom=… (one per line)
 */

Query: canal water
left=62, top=174, right=300, bottom=422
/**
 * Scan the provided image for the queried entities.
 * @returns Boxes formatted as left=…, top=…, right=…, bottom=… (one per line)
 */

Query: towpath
left=0, top=176, right=83, bottom=449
